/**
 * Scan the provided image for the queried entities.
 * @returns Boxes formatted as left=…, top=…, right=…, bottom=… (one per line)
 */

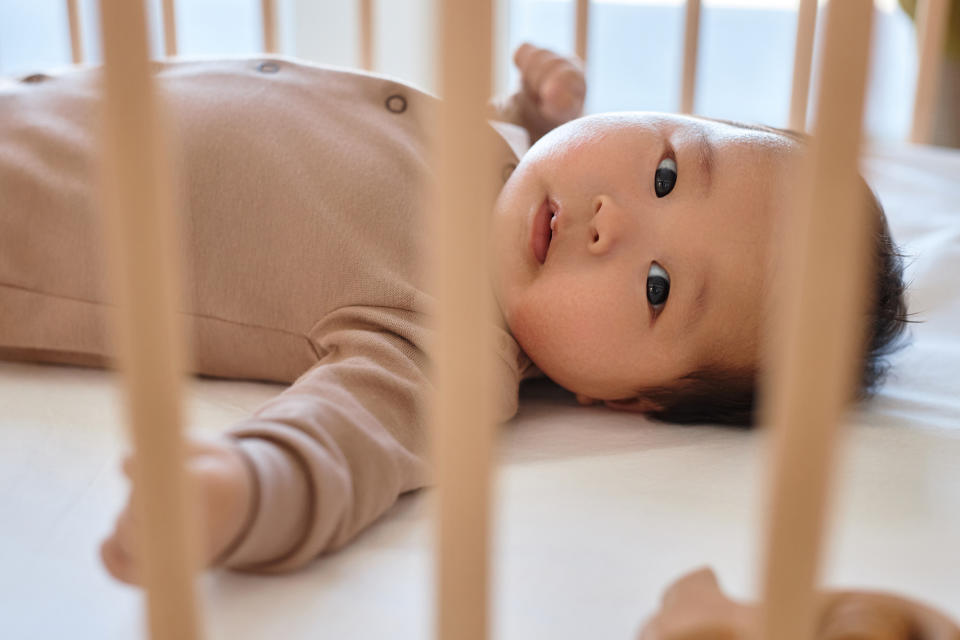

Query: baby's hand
left=100, top=434, right=255, bottom=586
left=513, top=42, right=586, bottom=140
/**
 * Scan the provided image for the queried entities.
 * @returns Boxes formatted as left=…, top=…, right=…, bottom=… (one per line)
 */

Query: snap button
left=21, top=73, right=49, bottom=84
left=257, top=61, right=280, bottom=74
left=385, top=94, right=407, bottom=114
left=502, top=163, right=517, bottom=182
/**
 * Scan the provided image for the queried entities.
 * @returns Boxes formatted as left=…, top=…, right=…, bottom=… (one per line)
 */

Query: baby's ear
left=603, top=395, right=662, bottom=413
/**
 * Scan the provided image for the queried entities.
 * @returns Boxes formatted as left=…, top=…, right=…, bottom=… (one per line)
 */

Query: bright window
left=0, top=0, right=920, bottom=141
left=507, top=0, right=919, bottom=140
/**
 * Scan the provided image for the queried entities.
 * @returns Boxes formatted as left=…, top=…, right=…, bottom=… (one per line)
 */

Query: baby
left=0, top=44, right=907, bottom=586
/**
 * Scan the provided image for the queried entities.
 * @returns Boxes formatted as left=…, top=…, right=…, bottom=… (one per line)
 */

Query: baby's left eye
left=647, top=262, right=670, bottom=308
left=654, top=157, right=677, bottom=198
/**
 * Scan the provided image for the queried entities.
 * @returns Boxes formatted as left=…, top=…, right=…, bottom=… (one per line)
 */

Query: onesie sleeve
left=211, top=303, right=525, bottom=574
left=215, top=320, right=434, bottom=573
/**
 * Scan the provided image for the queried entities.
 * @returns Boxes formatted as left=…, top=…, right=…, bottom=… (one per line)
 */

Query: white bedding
left=1, top=141, right=958, bottom=638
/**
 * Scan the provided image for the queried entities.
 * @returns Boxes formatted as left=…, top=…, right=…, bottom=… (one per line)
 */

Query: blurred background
left=0, top=0, right=944, bottom=142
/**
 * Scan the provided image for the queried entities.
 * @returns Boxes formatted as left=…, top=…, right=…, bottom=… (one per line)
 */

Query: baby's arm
left=102, top=308, right=438, bottom=582
left=213, top=321, right=433, bottom=572
left=490, top=43, right=587, bottom=144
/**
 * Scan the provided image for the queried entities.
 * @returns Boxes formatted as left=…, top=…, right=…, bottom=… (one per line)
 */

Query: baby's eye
left=654, top=157, right=677, bottom=198
left=647, top=262, right=670, bottom=309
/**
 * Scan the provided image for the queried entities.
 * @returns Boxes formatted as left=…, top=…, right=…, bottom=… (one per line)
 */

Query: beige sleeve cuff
left=216, top=437, right=312, bottom=570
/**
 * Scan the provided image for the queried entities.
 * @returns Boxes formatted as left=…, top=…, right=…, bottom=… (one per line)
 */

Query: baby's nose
left=586, top=195, right=624, bottom=256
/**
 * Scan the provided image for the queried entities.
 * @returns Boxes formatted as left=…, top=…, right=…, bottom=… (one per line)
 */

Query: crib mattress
left=2, top=141, right=958, bottom=639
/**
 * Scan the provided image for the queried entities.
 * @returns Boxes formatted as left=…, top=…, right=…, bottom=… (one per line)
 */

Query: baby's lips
left=531, top=197, right=553, bottom=265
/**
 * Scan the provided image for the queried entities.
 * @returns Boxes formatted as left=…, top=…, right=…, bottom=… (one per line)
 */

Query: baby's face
left=489, top=113, right=798, bottom=402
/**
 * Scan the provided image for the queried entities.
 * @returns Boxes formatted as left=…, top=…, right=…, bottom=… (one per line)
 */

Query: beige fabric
left=0, top=57, right=542, bottom=571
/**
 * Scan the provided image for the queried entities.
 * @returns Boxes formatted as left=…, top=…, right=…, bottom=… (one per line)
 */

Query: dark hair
left=637, top=123, right=911, bottom=427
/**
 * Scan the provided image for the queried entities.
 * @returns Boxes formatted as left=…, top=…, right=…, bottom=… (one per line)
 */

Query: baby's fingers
left=100, top=509, right=142, bottom=586
left=539, top=66, right=586, bottom=123
left=100, top=536, right=138, bottom=585
left=513, top=43, right=585, bottom=125
left=514, top=44, right=574, bottom=95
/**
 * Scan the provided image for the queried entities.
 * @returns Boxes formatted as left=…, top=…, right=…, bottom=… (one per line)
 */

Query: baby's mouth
left=531, top=197, right=559, bottom=265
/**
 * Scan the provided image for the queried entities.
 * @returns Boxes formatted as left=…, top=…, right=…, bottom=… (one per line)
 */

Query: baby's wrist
left=209, top=439, right=259, bottom=567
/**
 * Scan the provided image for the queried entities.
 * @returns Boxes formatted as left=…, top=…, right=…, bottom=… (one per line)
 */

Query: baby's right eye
left=654, top=157, right=677, bottom=198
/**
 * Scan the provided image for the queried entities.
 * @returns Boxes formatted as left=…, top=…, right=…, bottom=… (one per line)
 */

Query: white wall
left=291, top=0, right=438, bottom=94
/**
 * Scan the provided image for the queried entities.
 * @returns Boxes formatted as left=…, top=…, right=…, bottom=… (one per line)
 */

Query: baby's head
left=489, top=112, right=908, bottom=426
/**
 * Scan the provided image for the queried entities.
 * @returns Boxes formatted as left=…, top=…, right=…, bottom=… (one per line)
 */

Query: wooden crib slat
left=758, top=1, right=874, bottom=639
left=359, top=0, right=374, bottom=70
left=680, top=0, right=700, bottom=114
left=162, top=0, right=178, bottom=56
left=575, top=0, right=589, bottom=63
left=788, top=0, right=818, bottom=132
left=97, top=0, right=201, bottom=637
left=910, top=0, right=950, bottom=144
left=261, top=0, right=278, bottom=54
left=431, top=1, right=498, bottom=638
left=66, top=0, right=84, bottom=64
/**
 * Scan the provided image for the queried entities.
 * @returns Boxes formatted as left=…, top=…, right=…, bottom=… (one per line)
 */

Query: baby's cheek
left=506, top=295, right=556, bottom=363
left=510, top=286, right=613, bottom=387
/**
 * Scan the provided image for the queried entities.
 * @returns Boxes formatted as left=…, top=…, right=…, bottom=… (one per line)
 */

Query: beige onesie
left=0, top=57, right=543, bottom=572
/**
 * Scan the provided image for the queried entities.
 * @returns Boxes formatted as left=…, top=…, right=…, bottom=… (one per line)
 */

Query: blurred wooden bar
left=162, top=0, right=178, bottom=56
left=431, top=0, right=498, bottom=639
left=66, top=0, right=84, bottom=64
left=758, top=1, right=875, bottom=640
left=910, top=0, right=950, bottom=143
left=97, top=0, right=200, bottom=637
left=575, top=0, right=589, bottom=63
left=359, top=0, right=374, bottom=70
left=789, top=0, right=818, bottom=131
left=262, top=0, right=278, bottom=54
left=680, top=0, right=700, bottom=114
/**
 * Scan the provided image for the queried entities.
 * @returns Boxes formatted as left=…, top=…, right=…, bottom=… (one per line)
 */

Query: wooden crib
left=39, top=0, right=958, bottom=638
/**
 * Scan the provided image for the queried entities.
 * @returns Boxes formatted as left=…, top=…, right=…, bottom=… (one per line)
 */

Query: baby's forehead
left=584, top=112, right=798, bottom=149
left=698, top=116, right=802, bottom=148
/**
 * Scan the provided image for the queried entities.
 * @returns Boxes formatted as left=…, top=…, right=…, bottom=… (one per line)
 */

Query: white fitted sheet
left=1, top=141, right=958, bottom=639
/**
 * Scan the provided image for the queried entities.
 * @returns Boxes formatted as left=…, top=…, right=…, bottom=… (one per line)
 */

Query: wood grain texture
left=789, top=0, right=818, bottom=132
left=359, top=0, right=374, bottom=70
left=66, top=0, right=84, bottom=63
left=431, top=1, right=498, bottom=639
left=97, top=0, right=201, bottom=637
left=680, top=0, right=701, bottom=114
left=575, top=0, right=589, bottom=63
left=911, top=0, right=950, bottom=143
left=162, top=0, right=178, bottom=56
left=758, top=1, right=875, bottom=639
left=262, top=0, right=278, bottom=53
